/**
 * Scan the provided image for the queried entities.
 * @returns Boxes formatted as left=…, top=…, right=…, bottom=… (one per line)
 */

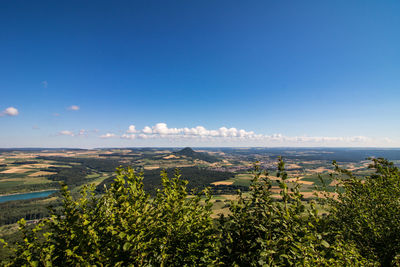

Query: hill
left=174, top=147, right=220, bottom=163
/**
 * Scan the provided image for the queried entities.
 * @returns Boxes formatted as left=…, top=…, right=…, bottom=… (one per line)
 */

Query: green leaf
left=321, top=240, right=330, bottom=248
left=123, top=242, right=131, bottom=251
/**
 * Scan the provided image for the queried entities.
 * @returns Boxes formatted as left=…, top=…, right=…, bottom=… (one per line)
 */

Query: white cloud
left=152, top=123, right=182, bottom=135
left=58, top=130, right=74, bottom=136
left=121, top=134, right=136, bottom=139
left=142, top=126, right=153, bottom=134
left=0, top=107, right=19, bottom=117
left=56, top=129, right=92, bottom=137
left=138, top=133, right=150, bottom=139
left=67, top=105, right=80, bottom=111
left=143, top=123, right=259, bottom=139
left=127, top=125, right=138, bottom=133
left=100, top=133, right=116, bottom=139
left=113, top=122, right=385, bottom=146
left=54, top=122, right=390, bottom=146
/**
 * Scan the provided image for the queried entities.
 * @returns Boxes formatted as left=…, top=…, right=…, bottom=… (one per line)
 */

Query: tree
left=218, top=159, right=368, bottom=266
left=326, top=158, right=400, bottom=266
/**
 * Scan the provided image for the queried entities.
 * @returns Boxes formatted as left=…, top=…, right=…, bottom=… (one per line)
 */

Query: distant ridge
left=0, top=148, right=86, bottom=152
left=174, top=147, right=220, bottom=163
left=175, top=147, right=197, bottom=157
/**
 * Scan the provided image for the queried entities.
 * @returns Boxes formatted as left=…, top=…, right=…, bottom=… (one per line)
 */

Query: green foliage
left=218, top=158, right=368, bottom=266
left=97, top=167, right=235, bottom=195
left=0, top=197, right=59, bottom=225
left=3, top=167, right=217, bottom=266
left=326, top=158, right=400, bottom=266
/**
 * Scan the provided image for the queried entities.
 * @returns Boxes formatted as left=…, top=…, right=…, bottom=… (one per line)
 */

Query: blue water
left=0, top=190, right=58, bottom=203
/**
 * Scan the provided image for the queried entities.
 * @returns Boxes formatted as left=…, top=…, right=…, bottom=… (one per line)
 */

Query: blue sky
left=1, top=0, right=399, bottom=148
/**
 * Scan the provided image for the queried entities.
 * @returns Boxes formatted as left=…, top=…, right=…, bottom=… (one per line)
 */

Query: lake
left=0, top=190, right=58, bottom=203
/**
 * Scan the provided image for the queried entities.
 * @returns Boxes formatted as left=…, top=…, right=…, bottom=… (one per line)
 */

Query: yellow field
left=212, top=181, right=234, bottom=185
left=286, top=163, right=302, bottom=169
left=286, top=178, right=314, bottom=185
left=1, top=168, right=32, bottom=174
left=163, top=155, right=179, bottom=159
left=25, top=164, right=56, bottom=168
left=144, top=166, right=160, bottom=170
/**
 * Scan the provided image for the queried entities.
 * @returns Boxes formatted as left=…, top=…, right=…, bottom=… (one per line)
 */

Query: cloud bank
left=56, top=123, right=391, bottom=146
left=103, top=122, right=383, bottom=146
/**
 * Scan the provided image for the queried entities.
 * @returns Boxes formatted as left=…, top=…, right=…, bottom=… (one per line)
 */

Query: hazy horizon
left=1, top=146, right=400, bottom=150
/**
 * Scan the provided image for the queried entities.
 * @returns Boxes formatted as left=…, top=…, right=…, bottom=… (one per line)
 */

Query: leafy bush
left=218, top=159, right=368, bottom=266
left=2, top=167, right=218, bottom=266
left=325, top=158, right=400, bottom=266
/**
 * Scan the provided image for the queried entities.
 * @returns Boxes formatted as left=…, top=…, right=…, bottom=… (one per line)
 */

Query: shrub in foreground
left=2, top=168, right=218, bottom=266
left=218, top=159, right=368, bottom=266
left=326, top=158, right=400, bottom=266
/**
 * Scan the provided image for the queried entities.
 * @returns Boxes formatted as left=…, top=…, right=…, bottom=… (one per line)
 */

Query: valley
left=1, top=147, right=399, bottom=225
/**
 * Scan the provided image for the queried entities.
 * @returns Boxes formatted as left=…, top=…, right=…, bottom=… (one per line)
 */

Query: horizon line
left=1, top=146, right=400, bottom=150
